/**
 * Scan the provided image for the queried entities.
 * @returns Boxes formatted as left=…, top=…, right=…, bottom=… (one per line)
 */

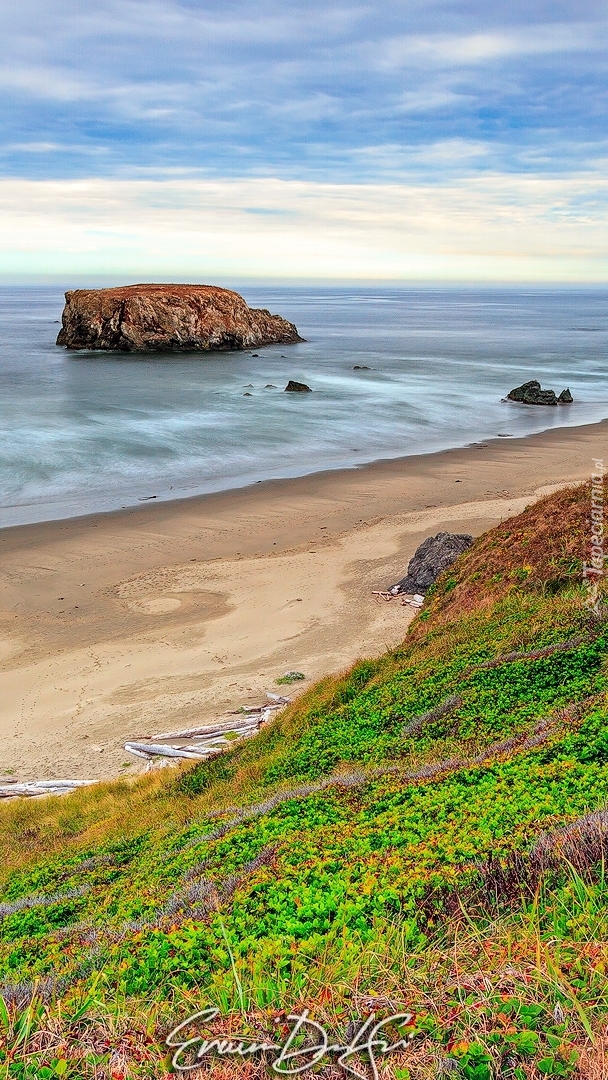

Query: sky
left=1, top=0, right=607, bottom=281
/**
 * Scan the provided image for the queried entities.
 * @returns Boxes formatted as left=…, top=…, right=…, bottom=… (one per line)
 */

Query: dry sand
left=1, top=419, right=606, bottom=783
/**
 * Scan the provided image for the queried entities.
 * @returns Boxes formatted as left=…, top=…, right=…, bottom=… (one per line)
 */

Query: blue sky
left=1, top=0, right=607, bottom=279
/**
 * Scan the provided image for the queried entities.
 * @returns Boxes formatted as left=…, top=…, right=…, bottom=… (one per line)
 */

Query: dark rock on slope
left=56, top=284, right=304, bottom=352
left=389, top=532, right=474, bottom=595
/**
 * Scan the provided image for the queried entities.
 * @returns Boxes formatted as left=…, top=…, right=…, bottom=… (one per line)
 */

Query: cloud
left=0, top=66, right=92, bottom=101
left=0, top=175, right=606, bottom=281
left=395, top=90, right=472, bottom=113
left=0, top=0, right=606, bottom=288
left=1, top=141, right=109, bottom=155
left=0, top=1, right=605, bottom=184
left=374, top=22, right=606, bottom=70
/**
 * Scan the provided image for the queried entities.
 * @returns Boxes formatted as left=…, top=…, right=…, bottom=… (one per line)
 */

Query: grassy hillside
left=1, top=482, right=607, bottom=1079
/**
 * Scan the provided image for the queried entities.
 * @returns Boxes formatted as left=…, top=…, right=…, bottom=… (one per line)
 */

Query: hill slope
left=1, top=481, right=607, bottom=1079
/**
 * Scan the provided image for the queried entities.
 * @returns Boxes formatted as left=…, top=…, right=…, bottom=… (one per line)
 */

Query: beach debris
left=388, top=532, right=473, bottom=596
left=124, top=742, right=223, bottom=760
left=0, top=780, right=94, bottom=800
left=507, top=379, right=573, bottom=406
left=152, top=720, right=256, bottom=740
left=284, top=380, right=312, bottom=392
left=373, top=590, right=426, bottom=608
left=123, top=693, right=292, bottom=765
left=276, top=671, right=306, bottom=684
left=122, top=744, right=155, bottom=760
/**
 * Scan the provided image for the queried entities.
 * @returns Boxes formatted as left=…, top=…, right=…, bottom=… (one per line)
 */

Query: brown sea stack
left=56, top=284, right=304, bottom=352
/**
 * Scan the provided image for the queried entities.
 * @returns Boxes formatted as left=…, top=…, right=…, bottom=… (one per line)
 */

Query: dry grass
left=0, top=770, right=194, bottom=889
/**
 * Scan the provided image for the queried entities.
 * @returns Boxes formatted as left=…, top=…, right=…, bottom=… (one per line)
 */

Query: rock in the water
left=507, top=379, right=573, bottom=406
left=389, top=532, right=474, bottom=595
left=284, top=380, right=312, bottom=392
left=56, top=284, right=304, bottom=352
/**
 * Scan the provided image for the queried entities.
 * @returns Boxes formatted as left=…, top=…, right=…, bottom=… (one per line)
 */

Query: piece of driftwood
left=122, top=745, right=153, bottom=760
left=151, top=719, right=255, bottom=740
left=124, top=742, right=223, bottom=761
left=402, top=594, right=424, bottom=608
left=372, top=590, right=424, bottom=607
left=0, top=780, right=93, bottom=799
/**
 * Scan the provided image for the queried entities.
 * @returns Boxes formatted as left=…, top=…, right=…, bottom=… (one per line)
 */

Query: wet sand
left=0, top=419, right=605, bottom=782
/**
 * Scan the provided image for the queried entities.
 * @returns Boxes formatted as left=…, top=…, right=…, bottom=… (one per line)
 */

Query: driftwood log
left=124, top=693, right=291, bottom=764
left=124, top=742, right=223, bottom=760
left=0, top=780, right=94, bottom=799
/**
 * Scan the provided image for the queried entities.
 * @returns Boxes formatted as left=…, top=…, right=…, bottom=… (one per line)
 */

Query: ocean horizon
left=1, top=284, right=607, bottom=528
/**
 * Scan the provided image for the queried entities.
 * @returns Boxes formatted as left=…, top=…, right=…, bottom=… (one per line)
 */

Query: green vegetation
left=275, top=671, right=307, bottom=685
left=1, top=482, right=607, bottom=1078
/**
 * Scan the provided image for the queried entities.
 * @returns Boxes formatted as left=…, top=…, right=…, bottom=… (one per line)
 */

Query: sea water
left=0, top=285, right=607, bottom=527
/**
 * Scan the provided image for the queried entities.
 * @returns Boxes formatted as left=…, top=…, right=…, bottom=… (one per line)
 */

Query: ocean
left=0, top=285, right=607, bottom=527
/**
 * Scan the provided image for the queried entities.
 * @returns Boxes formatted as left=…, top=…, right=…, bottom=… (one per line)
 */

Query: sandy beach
left=1, top=418, right=606, bottom=783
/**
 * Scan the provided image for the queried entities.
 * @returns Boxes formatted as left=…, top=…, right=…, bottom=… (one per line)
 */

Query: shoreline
left=1, top=415, right=606, bottom=539
left=1, top=417, right=606, bottom=784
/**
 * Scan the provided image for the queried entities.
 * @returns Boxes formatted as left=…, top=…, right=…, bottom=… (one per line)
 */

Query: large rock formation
left=507, top=379, right=573, bottom=406
left=389, top=532, right=474, bottom=595
left=56, top=284, right=304, bottom=352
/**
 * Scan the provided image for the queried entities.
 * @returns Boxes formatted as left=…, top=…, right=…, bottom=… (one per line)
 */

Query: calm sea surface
left=1, top=285, right=607, bottom=527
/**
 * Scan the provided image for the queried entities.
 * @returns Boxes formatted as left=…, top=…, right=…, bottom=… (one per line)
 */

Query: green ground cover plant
left=1, top=482, right=607, bottom=1078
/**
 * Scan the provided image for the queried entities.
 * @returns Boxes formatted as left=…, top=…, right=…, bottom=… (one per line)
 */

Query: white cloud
left=0, top=66, right=92, bottom=101
left=2, top=141, right=109, bottom=155
left=374, top=22, right=607, bottom=70
left=343, top=139, right=492, bottom=174
left=395, top=90, right=471, bottom=113
left=1, top=2, right=605, bottom=186
left=0, top=174, right=606, bottom=282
